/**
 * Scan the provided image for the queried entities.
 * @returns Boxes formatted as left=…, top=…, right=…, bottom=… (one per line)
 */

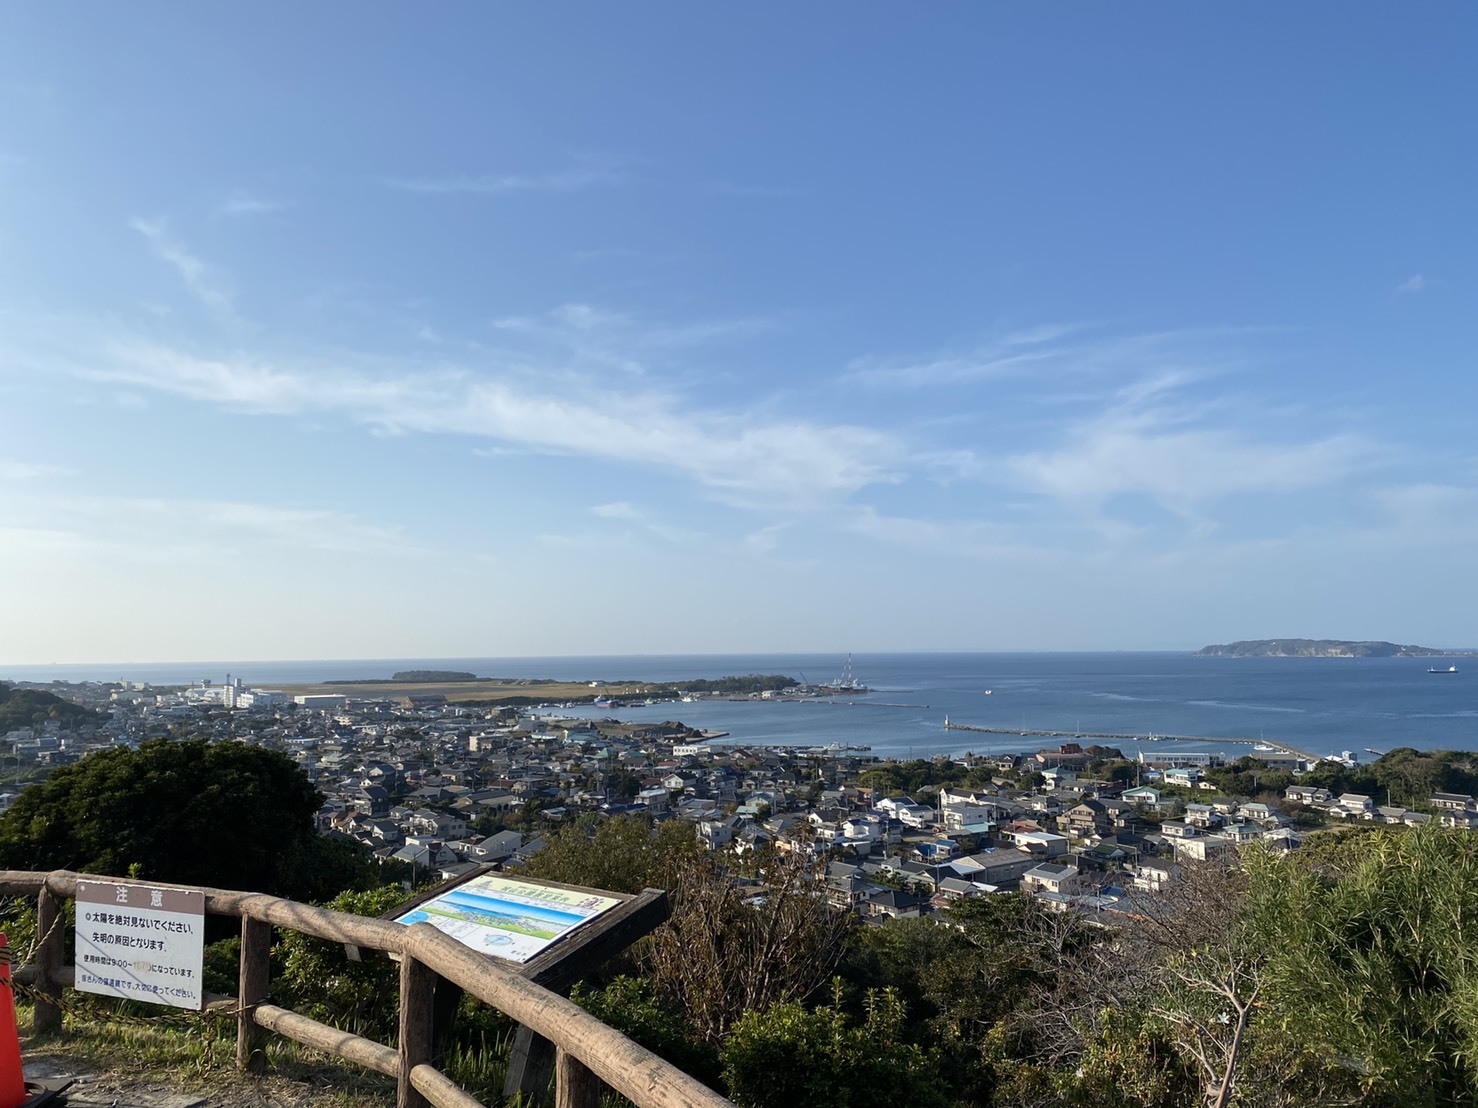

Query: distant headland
left=1196, top=638, right=1464, bottom=658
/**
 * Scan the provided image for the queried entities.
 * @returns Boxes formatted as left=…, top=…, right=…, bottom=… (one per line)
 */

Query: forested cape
left=0, top=681, right=100, bottom=730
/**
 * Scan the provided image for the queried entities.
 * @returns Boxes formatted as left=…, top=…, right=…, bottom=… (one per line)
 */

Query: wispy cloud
left=0, top=490, right=426, bottom=565
left=0, top=459, right=65, bottom=481
left=848, top=326, right=1262, bottom=391
left=591, top=501, right=642, bottom=520
left=1396, top=273, right=1426, bottom=295
left=218, top=190, right=286, bottom=217
left=742, top=523, right=789, bottom=554
left=129, top=218, right=237, bottom=324
left=1008, top=374, right=1369, bottom=514
left=72, top=338, right=902, bottom=509
left=389, top=159, right=627, bottom=195
left=490, top=302, right=775, bottom=377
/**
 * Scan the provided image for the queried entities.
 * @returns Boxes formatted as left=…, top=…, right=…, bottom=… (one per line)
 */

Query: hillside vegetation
left=0, top=681, right=100, bottom=730
left=1196, top=638, right=1455, bottom=657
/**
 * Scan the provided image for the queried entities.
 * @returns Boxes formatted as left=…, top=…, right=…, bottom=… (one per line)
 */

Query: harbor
left=941, top=718, right=1321, bottom=762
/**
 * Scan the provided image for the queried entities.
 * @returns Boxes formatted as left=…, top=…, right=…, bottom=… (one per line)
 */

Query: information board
left=75, top=880, right=205, bottom=1010
left=392, top=873, right=621, bottom=963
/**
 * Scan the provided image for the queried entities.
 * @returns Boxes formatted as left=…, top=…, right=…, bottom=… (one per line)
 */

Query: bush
left=719, top=983, right=948, bottom=1108
left=273, top=885, right=408, bottom=1040
left=573, top=976, right=722, bottom=1088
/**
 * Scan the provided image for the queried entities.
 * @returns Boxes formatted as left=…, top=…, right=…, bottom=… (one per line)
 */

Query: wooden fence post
left=397, top=953, right=436, bottom=1108
left=32, top=884, right=63, bottom=1033
left=506, top=1026, right=558, bottom=1103
left=237, top=914, right=272, bottom=1072
left=554, top=1045, right=602, bottom=1108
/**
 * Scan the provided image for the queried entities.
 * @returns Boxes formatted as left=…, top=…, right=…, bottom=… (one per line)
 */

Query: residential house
left=934, top=877, right=985, bottom=904
left=1171, top=834, right=1233, bottom=863
left=1432, top=793, right=1477, bottom=812
left=1132, top=860, right=1175, bottom=892
left=959, top=847, right=1038, bottom=888
left=1337, top=793, right=1375, bottom=818
left=1063, top=800, right=1113, bottom=839
left=699, top=818, right=735, bottom=850
left=864, top=888, right=922, bottom=920
left=1183, top=803, right=1222, bottom=829
left=1122, top=786, right=1161, bottom=808
left=1022, top=862, right=1081, bottom=898
left=1285, top=784, right=1333, bottom=806
left=469, top=830, right=522, bottom=862
left=1010, top=830, right=1070, bottom=860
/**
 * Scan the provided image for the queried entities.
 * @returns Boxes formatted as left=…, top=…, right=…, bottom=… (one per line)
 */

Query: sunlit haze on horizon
left=2, top=4, right=1475, bottom=665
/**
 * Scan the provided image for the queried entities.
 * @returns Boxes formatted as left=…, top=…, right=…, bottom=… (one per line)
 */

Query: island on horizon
left=1196, top=638, right=1467, bottom=658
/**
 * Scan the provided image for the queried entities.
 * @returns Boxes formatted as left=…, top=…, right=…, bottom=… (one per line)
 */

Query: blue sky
left=2, top=4, right=1475, bottom=663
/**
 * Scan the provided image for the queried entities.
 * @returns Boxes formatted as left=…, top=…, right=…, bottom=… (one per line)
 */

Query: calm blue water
left=5, top=652, right=1476, bottom=760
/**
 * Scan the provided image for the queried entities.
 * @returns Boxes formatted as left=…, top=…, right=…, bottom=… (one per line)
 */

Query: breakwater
left=941, top=719, right=1320, bottom=762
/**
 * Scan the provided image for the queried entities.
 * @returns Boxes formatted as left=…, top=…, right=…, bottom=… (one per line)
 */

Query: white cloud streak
left=848, top=326, right=1265, bottom=391
left=591, top=501, right=642, bottom=520
left=80, top=340, right=903, bottom=509
left=8, top=493, right=423, bottom=558
left=1008, top=376, right=1370, bottom=513
left=218, top=191, right=286, bottom=216
left=129, top=218, right=237, bottom=324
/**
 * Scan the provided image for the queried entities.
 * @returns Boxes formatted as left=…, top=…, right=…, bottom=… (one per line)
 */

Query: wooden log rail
left=0, top=869, right=735, bottom=1108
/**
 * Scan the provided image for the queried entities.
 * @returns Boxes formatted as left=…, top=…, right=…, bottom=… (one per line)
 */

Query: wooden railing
left=1, top=870, right=736, bottom=1108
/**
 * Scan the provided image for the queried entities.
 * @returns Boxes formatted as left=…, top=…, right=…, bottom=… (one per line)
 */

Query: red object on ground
left=0, top=932, right=23, bottom=1108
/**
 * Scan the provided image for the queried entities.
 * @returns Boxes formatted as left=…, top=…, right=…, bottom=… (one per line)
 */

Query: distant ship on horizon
left=1428, top=664, right=1459, bottom=674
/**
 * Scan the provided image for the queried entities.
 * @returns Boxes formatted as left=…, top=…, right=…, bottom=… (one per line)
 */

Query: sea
left=5, top=652, right=1477, bottom=763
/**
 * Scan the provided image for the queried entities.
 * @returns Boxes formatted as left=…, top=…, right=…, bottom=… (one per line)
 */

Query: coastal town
left=4, top=672, right=1478, bottom=922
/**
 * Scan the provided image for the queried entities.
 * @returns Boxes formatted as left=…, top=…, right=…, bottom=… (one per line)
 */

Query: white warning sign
left=74, top=880, right=205, bottom=1010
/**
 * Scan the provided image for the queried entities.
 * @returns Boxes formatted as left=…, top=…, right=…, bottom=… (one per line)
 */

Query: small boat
left=1428, top=665, right=1459, bottom=674
left=1253, top=743, right=1275, bottom=752
left=983, top=689, right=993, bottom=696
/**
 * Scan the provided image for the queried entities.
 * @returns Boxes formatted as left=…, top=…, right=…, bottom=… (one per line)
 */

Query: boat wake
left=1186, top=699, right=1305, bottom=714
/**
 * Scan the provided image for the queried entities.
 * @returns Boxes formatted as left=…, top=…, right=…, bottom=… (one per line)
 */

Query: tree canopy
left=0, top=737, right=375, bottom=901
left=0, top=682, right=100, bottom=730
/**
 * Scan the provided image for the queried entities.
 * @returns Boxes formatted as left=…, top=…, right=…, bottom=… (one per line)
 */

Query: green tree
left=1245, top=825, right=1478, bottom=1105
left=522, top=814, right=699, bottom=894
left=0, top=737, right=376, bottom=901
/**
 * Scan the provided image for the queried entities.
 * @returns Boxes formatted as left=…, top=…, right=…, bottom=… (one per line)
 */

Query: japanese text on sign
left=74, top=881, right=205, bottom=1010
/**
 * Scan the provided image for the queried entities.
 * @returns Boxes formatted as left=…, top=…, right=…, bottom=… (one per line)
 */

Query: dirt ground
left=22, top=1050, right=389, bottom=1108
